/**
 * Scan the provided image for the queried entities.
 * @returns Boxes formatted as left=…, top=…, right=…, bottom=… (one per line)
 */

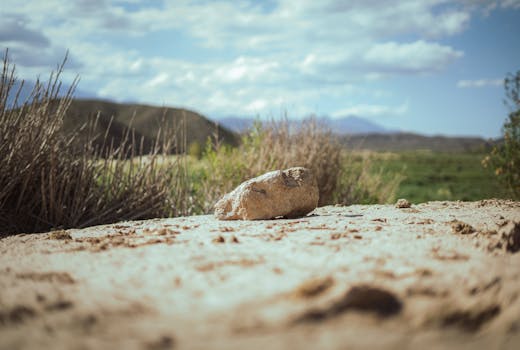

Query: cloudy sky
left=1, top=0, right=519, bottom=137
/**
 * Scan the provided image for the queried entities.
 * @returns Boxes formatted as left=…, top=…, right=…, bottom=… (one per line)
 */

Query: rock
left=500, top=221, right=520, bottom=253
left=295, top=285, right=403, bottom=323
left=451, top=220, right=475, bottom=235
left=395, top=198, right=411, bottom=208
left=214, top=167, right=319, bottom=220
left=293, top=276, right=335, bottom=298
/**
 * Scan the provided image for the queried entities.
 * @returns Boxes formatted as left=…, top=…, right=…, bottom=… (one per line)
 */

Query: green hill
left=64, top=99, right=239, bottom=155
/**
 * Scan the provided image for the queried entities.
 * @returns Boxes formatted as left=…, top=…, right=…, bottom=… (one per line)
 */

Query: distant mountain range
left=8, top=97, right=237, bottom=156
left=215, top=115, right=391, bottom=135
left=341, top=133, right=496, bottom=153
left=214, top=115, right=493, bottom=152
left=6, top=92, right=494, bottom=153
left=64, top=99, right=238, bottom=154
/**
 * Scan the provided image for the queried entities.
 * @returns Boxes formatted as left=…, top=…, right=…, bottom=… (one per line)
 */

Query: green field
left=368, top=150, right=512, bottom=203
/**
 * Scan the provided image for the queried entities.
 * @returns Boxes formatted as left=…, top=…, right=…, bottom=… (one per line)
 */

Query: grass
left=365, top=150, right=512, bottom=203
left=187, top=119, right=400, bottom=214
left=2, top=50, right=511, bottom=236
left=0, top=52, right=189, bottom=234
left=2, top=52, right=394, bottom=235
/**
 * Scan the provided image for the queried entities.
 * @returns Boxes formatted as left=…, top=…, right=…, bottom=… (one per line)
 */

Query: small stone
left=293, top=276, right=335, bottom=298
left=214, top=167, right=319, bottom=220
left=48, top=230, right=72, bottom=240
left=451, top=220, right=475, bottom=235
left=395, top=198, right=411, bottom=208
left=500, top=221, right=520, bottom=253
left=212, top=235, right=225, bottom=244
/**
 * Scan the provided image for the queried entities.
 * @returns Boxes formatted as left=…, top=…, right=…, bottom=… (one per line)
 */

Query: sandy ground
left=1, top=199, right=520, bottom=350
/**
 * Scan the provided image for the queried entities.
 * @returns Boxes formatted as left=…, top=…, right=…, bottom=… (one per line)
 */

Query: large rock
left=214, top=167, right=319, bottom=220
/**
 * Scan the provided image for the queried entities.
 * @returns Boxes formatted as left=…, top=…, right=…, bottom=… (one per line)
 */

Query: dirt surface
left=1, top=200, right=520, bottom=350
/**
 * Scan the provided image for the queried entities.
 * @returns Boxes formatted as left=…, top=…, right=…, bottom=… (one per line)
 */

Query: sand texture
left=1, top=200, right=520, bottom=350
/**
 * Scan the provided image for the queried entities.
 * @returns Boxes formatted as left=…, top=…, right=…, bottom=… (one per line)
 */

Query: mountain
left=341, top=132, right=494, bottom=153
left=9, top=94, right=492, bottom=154
left=215, top=115, right=391, bottom=134
left=215, top=115, right=492, bottom=152
left=215, top=116, right=256, bottom=134
left=319, top=116, right=389, bottom=134
left=62, top=99, right=239, bottom=155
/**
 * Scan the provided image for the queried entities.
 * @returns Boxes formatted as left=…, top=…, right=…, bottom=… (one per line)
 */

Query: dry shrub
left=335, top=151, right=402, bottom=205
left=240, top=118, right=341, bottom=206
left=0, top=52, right=187, bottom=235
left=482, top=71, right=520, bottom=199
left=0, top=50, right=399, bottom=233
left=195, top=118, right=400, bottom=212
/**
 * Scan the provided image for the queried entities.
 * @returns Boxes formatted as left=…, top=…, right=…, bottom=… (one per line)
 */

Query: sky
left=1, top=0, right=520, bottom=138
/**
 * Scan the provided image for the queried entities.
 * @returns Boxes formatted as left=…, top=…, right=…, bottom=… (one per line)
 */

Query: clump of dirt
left=501, top=221, right=520, bottom=253
left=16, top=271, right=75, bottom=284
left=293, top=276, right=334, bottom=298
left=212, top=235, right=225, bottom=243
left=266, top=232, right=287, bottom=241
left=48, top=230, right=72, bottom=240
left=441, top=304, right=501, bottom=332
left=143, top=228, right=179, bottom=236
left=477, top=199, right=520, bottom=208
left=146, top=335, right=175, bottom=350
left=211, top=234, right=240, bottom=243
left=431, top=247, right=469, bottom=261
left=195, top=258, right=264, bottom=272
left=395, top=198, right=411, bottom=208
left=0, top=305, right=37, bottom=326
left=295, top=285, right=402, bottom=323
left=72, top=229, right=177, bottom=252
left=485, top=221, right=520, bottom=254
left=44, top=300, right=74, bottom=312
left=451, top=220, right=475, bottom=235
left=469, top=277, right=501, bottom=295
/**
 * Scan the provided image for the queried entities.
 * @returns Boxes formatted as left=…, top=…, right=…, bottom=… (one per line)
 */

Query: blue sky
left=1, top=0, right=519, bottom=138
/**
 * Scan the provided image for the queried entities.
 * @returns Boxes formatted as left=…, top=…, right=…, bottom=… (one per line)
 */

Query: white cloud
left=500, top=0, right=520, bottom=8
left=145, top=72, right=169, bottom=88
left=460, top=0, right=520, bottom=10
left=299, top=40, right=463, bottom=83
left=0, top=0, right=511, bottom=120
left=457, top=78, right=503, bottom=88
left=0, top=16, right=50, bottom=47
left=364, top=40, right=464, bottom=74
left=332, top=101, right=410, bottom=118
left=213, top=56, right=280, bottom=84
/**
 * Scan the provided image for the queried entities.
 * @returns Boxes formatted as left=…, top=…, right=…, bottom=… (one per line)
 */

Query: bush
left=193, top=118, right=400, bottom=212
left=0, top=52, right=187, bottom=235
left=482, top=71, right=520, bottom=199
left=335, top=151, right=402, bottom=205
left=0, top=50, right=401, bottom=234
left=188, top=141, right=202, bottom=159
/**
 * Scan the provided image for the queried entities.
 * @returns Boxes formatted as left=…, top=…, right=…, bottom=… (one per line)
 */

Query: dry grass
left=0, top=50, right=400, bottom=235
left=241, top=118, right=342, bottom=206
left=0, top=51, right=188, bottom=235
left=194, top=118, right=400, bottom=213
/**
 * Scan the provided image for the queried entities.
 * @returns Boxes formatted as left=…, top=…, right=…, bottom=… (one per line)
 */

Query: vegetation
left=2, top=51, right=513, bottom=236
left=65, top=99, right=238, bottom=154
left=367, top=151, right=510, bottom=203
left=1, top=53, right=399, bottom=235
left=189, top=120, right=400, bottom=213
left=482, top=71, right=520, bottom=199
left=0, top=52, right=188, bottom=234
